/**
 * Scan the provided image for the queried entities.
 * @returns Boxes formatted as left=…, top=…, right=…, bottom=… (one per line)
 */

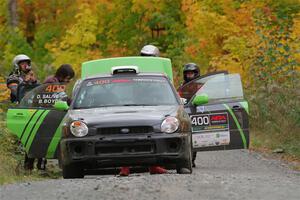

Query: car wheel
left=176, top=137, right=193, bottom=174
left=62, top=163, right=84, bottom=179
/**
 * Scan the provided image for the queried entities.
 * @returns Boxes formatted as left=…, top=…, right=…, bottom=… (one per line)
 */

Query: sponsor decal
left=210, top=114, right=227, bottom=125
left=192, top=131, right=230, bottom=148
left=190, top=113, right=230, bottom=147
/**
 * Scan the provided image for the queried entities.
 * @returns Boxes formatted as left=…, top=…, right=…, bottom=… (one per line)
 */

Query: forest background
left=0, top=0, right=299, bottom=183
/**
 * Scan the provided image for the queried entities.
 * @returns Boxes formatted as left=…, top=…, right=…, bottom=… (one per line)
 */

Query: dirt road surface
left=1, top=150, right=299, bottom=200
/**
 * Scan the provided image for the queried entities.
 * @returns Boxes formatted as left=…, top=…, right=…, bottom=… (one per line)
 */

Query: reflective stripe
left=223, top=104, right=247, bottom=149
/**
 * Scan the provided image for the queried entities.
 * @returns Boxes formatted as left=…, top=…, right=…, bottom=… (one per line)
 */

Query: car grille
left=95, top=143, right=154, bottom=155
left=97, top=126, right=153, bottom=135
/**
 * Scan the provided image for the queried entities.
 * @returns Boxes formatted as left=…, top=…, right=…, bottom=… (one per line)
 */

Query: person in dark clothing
left=6, top=54, right=44, bottom=170
left=6, top=54, right=37, bottom=103
left=182, top=63, right=200, bottom=86
left=178, top=63, right=201, bottom=168
left=44, top=64, right=75, bottom=84
left=38, top=64, right=75, bottom=170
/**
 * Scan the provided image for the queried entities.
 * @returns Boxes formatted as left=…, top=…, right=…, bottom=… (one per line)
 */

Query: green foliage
left=0, top=29, right=34, bottom=76
left=248, top=84, right=300, bottom=157
left=252, top=0, right=300, bottom=87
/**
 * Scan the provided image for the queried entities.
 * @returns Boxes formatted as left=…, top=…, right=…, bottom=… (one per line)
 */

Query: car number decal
left=190, top=113, right=230, bottom=148
left=190, top=113, right=229, bottom=133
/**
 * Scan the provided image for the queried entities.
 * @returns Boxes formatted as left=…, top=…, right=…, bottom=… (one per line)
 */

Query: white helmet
left=12, top=54, right=31, bottom=72
left=140, top=45, right=160, bottom=57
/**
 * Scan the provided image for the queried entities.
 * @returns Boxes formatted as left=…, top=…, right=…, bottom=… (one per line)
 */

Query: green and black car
left=6, top=56, right=250, bottom=179
left=178, top=72, right=249, bottom=151
left=7, top=57, right=193, bottom=178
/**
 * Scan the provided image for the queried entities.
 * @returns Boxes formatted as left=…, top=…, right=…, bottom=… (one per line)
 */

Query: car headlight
left=161, top=116, right=179, bottom=133
left=70, top=121, right=88, bottom=137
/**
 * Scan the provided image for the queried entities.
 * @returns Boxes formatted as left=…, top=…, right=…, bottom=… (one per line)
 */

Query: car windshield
left=73, top=76, right=178, bottom=109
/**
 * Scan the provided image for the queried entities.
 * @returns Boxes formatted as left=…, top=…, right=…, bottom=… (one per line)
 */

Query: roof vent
left=111, top=66, right=139, bottom=75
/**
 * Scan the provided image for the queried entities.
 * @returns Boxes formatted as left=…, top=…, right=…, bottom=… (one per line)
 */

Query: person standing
left=44, top=64, right=75, bottom=84
left=178, top=63, right=200, bottom=167
left=6, top=54, right=42, bottom=170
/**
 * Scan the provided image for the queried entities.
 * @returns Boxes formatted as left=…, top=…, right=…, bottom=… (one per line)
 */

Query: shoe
left=37, top=158, right=47, bottom=170
left=192, top=160, right=196, bottom=168
left=177, top=167, right=192, bottom=174
left=149, top=166, right=167, bottom=174
left=119, top=167, right=130, bottom=176
left=24, top=154, right=34, bottom=170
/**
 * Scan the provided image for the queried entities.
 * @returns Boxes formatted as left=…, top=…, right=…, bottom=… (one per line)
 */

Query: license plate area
left=95, top=142, right=155, bottom=155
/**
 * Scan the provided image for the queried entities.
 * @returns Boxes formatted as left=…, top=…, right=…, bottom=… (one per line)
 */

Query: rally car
left=6, top=56, right=249, bottom=179
left=7, top=57, right=193, bottom=178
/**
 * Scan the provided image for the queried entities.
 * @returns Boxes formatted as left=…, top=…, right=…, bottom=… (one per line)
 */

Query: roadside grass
left=247, top=85, right=300, bottom=165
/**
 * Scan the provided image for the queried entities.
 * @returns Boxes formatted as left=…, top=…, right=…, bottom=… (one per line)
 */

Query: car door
left=177, top=71, right=228, bottom=102
left=182, top=73, right=249, bottom=151
left=6, top=83, right=68, bottom=159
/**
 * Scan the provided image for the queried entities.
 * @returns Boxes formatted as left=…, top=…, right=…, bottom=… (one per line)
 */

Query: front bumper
left=60, top=133, right=191, bottom=168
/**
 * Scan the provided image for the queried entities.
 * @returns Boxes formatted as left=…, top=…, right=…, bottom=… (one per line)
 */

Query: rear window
left=73, top=76, right=178, bottom=109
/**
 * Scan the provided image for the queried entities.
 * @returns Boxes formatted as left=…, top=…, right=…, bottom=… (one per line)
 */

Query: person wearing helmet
left=182, top=63, right=200, bottom=85
left=6, top=54, right=36, bottom=102
left=119, top=45, right=167, bottom=176
left=140, top=44, right=160, bottom=57
left=179, top=63, right=201, bottom=167
left=6, top=54, right=42, bottom=171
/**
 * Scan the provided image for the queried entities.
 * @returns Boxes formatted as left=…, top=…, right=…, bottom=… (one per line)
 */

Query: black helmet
left=183, top=63, right=200, bottom=82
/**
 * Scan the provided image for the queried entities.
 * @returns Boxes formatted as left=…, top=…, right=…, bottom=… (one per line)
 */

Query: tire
left=62, top=163, right=84, bottom=179
left=176, top=136, right=193, bottom=174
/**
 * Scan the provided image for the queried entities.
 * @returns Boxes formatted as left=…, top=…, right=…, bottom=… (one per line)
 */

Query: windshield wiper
left=121, top=104, right=158, bottom=106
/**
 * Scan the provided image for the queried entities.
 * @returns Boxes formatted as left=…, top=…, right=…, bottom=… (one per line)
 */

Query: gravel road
left=1, top=150, right=299, bottom=200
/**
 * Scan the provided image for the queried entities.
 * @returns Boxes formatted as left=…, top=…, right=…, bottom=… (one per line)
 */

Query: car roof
left=81, top=56, right=173, bottom=82
left=82, top=72, right=170, bottom=81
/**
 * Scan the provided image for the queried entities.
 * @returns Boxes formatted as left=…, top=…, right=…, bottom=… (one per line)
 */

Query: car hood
left=67, top=105, right=179, bottom=128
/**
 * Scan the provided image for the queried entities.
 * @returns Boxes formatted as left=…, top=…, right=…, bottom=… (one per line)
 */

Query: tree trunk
left=8, top=0, right=18, bottom=27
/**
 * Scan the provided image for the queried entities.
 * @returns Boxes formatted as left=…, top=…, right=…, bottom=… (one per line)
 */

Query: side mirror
left=54, top=101, right=69, bottom=111
left=192, top=94, right=209, bottom=106
left=180, top=98, right=187, bottom=105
